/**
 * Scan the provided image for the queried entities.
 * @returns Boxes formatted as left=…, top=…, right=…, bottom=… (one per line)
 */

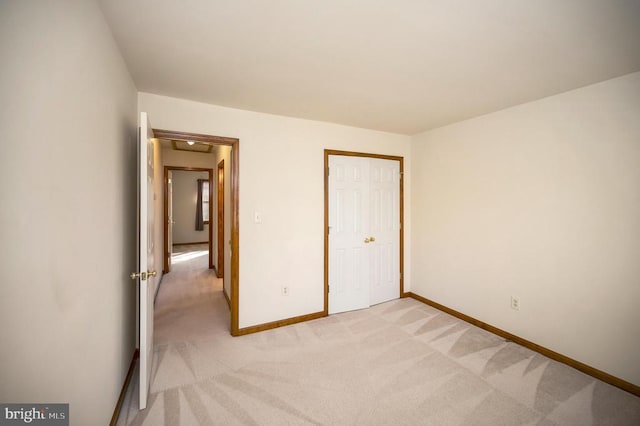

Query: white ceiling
left=99, top=0, right=640, bottom=135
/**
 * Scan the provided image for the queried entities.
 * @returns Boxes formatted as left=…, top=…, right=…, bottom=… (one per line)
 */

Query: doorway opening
left=154, top=129, right=240, bottom=335
left=164, top=167, right=214, bottom=273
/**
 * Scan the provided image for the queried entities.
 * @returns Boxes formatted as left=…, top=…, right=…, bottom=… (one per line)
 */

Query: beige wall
left=171, top=170, right=209, bottom=244
left=0, top=1, right=138, bottom=423
left=140, top=93, right=412, bottom=329
left=411, top=72, right=640, bottom=386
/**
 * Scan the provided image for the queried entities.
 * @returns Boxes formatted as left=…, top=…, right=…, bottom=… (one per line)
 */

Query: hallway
left=155, top=244, right=229, bottom=344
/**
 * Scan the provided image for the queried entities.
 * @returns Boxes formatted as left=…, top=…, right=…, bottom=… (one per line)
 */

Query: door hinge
left=328, top=284, right=330, bottom=293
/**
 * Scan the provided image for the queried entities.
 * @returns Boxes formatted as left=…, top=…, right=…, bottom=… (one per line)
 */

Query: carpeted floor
left=117, top=246, right=640, bottom=425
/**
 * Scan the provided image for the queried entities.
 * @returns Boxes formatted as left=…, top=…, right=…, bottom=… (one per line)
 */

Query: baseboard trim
left=172, top=241, right=208, bottom=246
left=110, top=349, right=139, bottom=426
left=405, top=292, right=640, bottom=397
left=222, top=286, right=231, bottom=308
left=234, top=311, right=326, bottom=336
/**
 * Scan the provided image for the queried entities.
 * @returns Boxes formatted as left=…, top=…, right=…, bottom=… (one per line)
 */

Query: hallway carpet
left=117, top=251, right=640, bottom=425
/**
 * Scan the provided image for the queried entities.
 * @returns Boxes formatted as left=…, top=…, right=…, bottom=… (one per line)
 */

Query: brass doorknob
left=130, top=270, right=156, bottom=281
left=364, top=238, right=371, bottom=243
left=369, top=236, right=376, bottom=242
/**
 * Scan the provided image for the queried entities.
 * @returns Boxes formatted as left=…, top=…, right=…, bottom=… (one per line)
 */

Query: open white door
left=132, top=112, right=156, bottom=410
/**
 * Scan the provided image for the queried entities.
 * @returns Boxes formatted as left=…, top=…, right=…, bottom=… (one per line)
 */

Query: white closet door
left=369, top=158, right=400, bottom=306
left=328, top=155, right=401, bottom=314
left=328, top=155, right=371, bottom=314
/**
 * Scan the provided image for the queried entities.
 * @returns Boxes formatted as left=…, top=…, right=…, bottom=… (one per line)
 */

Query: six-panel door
left=328, top=155, right=400, bottom=314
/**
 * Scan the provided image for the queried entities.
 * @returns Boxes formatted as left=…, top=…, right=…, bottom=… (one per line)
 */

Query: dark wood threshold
left=233, top=311, right=326, bottom=336
left=222, top=286, right=231, bottom=308
left=404, top=292, right=640, bottom=397
left=110, top=349, right=139, bottom=426
left=172, top=241, right=208, bottom=246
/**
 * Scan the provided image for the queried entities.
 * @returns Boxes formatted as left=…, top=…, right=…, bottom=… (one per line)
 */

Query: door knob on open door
left=130, top=270, right=157, bottom=281
left=369, top=236, right=376, bottom=242
left=364, top=238, right=371, bottom=243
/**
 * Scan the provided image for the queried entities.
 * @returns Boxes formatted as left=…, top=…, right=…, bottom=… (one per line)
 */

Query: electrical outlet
left=282, top=286, right=289, bottom=296
left=511, top=296, right=520, bottom=311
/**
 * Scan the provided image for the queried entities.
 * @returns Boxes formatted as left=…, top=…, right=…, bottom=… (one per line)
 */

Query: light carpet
left=117, top=248, right=640, bottom=425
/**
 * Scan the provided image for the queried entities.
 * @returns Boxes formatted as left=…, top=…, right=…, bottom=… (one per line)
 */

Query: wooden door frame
left=217, top=160, right=225, bottom=278
left=154, top=129, right=240, bottom=336
left=163, top=166, right=214, bottom=272
left=323, top=149, right=405, bottom=315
